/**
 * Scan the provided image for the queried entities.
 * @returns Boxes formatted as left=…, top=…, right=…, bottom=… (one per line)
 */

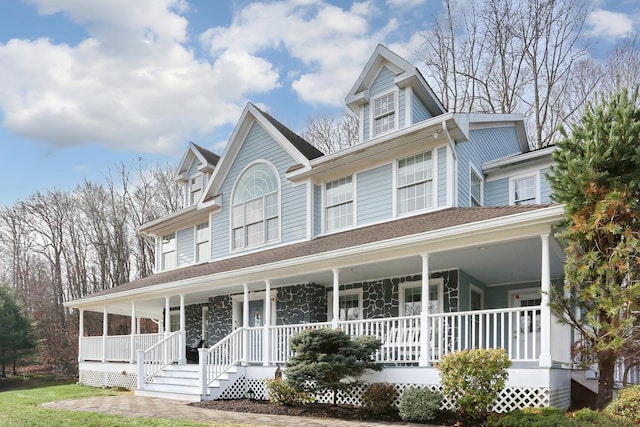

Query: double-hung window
left=470, top=167, right=483, bottom=207
left=161, top=233, right=176, bottom=270
left=512, top=175, right=537, bottom=205
left=373, top=93, right=395, bottom=135
left=232, top=163, right=280, bottom=250
left=325, top=176, right=353, bottom=232
left=397, top=151, right=433, bottom=214
left=189, top=174, right=203, bottom=205
left=196, top=222, right=210, bottom=263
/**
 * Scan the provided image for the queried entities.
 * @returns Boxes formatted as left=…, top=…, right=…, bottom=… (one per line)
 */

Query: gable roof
left=70, top=205, right=560, bottom=303
left=175, top=141, right=220, bottom=182
left=346, top=44, right=446, bottom=116
left=257, top=107, right=324, bottom=160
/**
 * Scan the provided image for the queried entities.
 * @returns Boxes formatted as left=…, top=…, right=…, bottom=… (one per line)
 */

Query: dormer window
left=231, top=162, right=280, bottom=250
left=373, top=92, right=396, bottom=136
left=189, top=174, right=203, bottom=205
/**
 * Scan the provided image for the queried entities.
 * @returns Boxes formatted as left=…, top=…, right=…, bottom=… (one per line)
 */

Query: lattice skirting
left=217, top=375, right=268, bottom=400
left=79, top=369, right=138, bottom=390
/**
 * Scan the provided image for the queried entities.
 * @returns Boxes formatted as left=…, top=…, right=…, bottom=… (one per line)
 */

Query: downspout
left=442, top=120, right=457, bottom=207
left=442, top=120, right=456, bottom=160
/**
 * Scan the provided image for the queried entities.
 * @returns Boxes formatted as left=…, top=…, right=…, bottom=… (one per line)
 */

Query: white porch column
left=539, top=233, right=552, bottom=367
left=419, top=254, right=431, bottom=367
left=102, top=307, right=108, bottom=363
left=242, top=283, right=249, bottom=366
left=332, top=269, right=340, bottom=329
left=179, top=294, right=186, bottom=365
left=130, top=302, right=136, bottom=363
left=263, top=280, right=271, bottom=366
left=78, top=309, right=84, bottom=362
left=164, top=296, right=171, bottom=336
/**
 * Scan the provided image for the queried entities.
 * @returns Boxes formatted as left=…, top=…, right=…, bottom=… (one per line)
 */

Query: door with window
left=241, top=300, right=264, bottom=362
left=512, top=292, right=541, bottom=360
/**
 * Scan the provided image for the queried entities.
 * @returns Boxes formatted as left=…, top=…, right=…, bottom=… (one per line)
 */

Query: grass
left=0, top=375, right=239, bottom=426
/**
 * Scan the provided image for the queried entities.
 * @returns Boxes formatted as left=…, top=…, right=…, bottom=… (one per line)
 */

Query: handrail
left=203, top=328, right=244, bottom=386
left=140, top=331, right=181, bottom=383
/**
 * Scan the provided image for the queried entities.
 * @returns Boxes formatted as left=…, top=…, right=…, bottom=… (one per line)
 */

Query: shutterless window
left=470, top=168, right=482, bottom=207
left=513, top=175, right=536, bottom=205
left=196, top=222, right=210, bottom=263
left=404, top=287, right=421, bottom=316
left=373, top=93, right=395, bottom=135
left=339, top=293, right=360, bottom=321
left=161, top=233, right=176, bottom=270
left=190, top=174, right=203, bottom=205
left=232, top=163, right=279, bottom=250
left=325, top=176, right=353, bottom=232
left=397, top=151, right=433, bottom=214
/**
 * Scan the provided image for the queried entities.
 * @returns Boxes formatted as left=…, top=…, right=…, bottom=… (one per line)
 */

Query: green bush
left=603, top=385, right=640, bottom=423
left=264, top=377, right=314, bottom=405
left=486, top=407, right=634, bottom=427
left=570, top=407, right=633, bottom=426
left=437, top=348, right=511, bottom=418
left=361, top=383, right=398, bottom=415
left=398, top=386, right=442, bottom=422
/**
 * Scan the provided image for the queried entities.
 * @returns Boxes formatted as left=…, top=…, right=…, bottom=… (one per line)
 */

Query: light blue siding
left=540, top=167, right=552, bottom=203
left=399, top=89, right=406, bottom=129
left=485, top=177, right=509, bottom=206
left=177, top=227, right=194, bottom=267
left=188, top=157, right=200, bottom=174
left=456, top=127, right=522, bottom=207
left=437, top=147, right=447, bottom=207
left=412, top=93, right=432, bottom=124
left=370, top=66, right=395, bottom=97
left=357, top=164, right=393, bottom=226
left=211, top=121, right=308, bottom=260
left=363, top=104, right=370, bottom=141
left=155, top=239, right=161, bottom=272
left=313, top=185, right=321, bottom=237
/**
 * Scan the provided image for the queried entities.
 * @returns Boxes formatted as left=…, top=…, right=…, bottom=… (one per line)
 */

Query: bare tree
left=301, top=108, right=359, bottom=154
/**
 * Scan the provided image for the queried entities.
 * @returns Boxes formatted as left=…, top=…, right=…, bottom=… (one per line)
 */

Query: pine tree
left=548, top=86, right=640, bottom=408
left=285, top=328, right=382, bottom=405
left=0, top=284, right=37, bottom=378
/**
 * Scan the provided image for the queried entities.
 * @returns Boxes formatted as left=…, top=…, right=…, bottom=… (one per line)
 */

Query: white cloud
left=386, top=0, right=427, bottom=7
left=0, top=0, right=279, bottom=154
left=587, top=8, right=634, bottom=39
left=199, top=0, right=396, bottom=106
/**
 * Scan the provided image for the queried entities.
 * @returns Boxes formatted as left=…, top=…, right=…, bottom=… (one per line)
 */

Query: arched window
left=231, top=163, right=280, bottom=249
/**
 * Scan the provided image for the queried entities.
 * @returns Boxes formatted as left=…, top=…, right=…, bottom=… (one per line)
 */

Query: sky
left=0, top=0, right=637, bottom=207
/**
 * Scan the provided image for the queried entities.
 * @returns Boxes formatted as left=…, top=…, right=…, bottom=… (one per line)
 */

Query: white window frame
left=327, top=288, right=363, bottom=321
left=396, top=150, right=435, bottom=216
left=469, top=284, right=484, bottom=310
left=509, top=171, right=540, bottom=206
left=470, top=165, right=483, bottom=207
left=161, top=232, right=176, bottom=270
left=169, top=309, right=180, bottom=333
left=201, top=306, right=209, bottom=341
left=371, top=90, right=398, bottom=137
left=195, top=222, right=210, bottom=263
left=324, top=175, right=354, bottom=232
left=399, top=279, right=444, bottom=316
left=230, top=161, right=281, bottom=251
left=188, top=173, right=204, bottom=206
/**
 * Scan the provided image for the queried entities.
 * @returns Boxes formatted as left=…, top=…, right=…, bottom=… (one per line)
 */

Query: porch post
left=164, top=296, right=171, bottom=364
left=102, top=307, right=108, bottom=363
left=539, top=233, right=552, bottom=367
left=179, top=294, right=186, bottom=365
left=419, top=254, right=431, bottom=367
left=332, top=269, right=340, bottom=329
left=78, top=309, right=84, bottom=362
left=263, top=280, right=271, bottom=366
left=242, top=283, right=249, bottom=366
left=130, top=302, right=136, bottom=363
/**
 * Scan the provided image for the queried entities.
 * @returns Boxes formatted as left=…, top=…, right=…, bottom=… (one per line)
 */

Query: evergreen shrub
left=603, top=385, right=640, bottom=423
left=398, top=386, right=442, bottom=422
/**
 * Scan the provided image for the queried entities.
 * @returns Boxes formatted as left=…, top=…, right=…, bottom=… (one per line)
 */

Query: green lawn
left=0, top=377, right=237, bottom=427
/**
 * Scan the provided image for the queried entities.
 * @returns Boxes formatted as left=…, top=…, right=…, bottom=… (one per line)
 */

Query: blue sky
left=0, top=0, right=637, bottom=207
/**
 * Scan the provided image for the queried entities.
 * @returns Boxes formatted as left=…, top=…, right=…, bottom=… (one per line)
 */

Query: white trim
left=486, top=161, right=551, bottom=183
left=231, top=290, right=278, bottom=329
left=469, top=163, right=484, bottom=207
left=306, top=179, right=313, bottom=240
left=405, top=87, right=412, bottom=126
left=469, top=284, right=484, bottom=310
left=508, top=287, right=541, bottom=308
left=370, top=88, right=399, bottom=139
left=201, top=306, right=209, bottom=341
left=509, top=171, right=540, bottom=206
left=399, top=278, right=443, bottom=316
left=322, top=174, right=356, bottom=233
left=396, top=149, right=437, bottom=217
left=327, top=288, right=364, bottom=321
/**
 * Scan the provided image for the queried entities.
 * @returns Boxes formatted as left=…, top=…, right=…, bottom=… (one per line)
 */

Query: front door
left=241, top=300, right=264, bottom=362
left=247, top=300, right=263, bottom=327
left=513, top=292, right=541, bottom=360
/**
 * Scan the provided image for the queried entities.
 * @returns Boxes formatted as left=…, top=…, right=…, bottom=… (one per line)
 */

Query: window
left=373, top=93, right=395, bottom=135
left=399, top=280, right=443, bottom=316
left=189, top=174, right=203, bottom=205
left=512, top=175, right=537, bottom=205
left=403, top=286, right=422, bottom=316
left=232, top=163, right=279, bottom=250
left=397, top=151, right=433, bottom=214
left=328, top=289, right=362, bottom=321
left=470, top=168, right=483, bottom=207
left=196, top=222, right=210, bottom=263
left=169, top=310, right=180, bottom=332
left=325, top=176, right=353, bottom=232
left=470, top=286, right=484, bottom=310
left=161, top=233, right=176, bottom=270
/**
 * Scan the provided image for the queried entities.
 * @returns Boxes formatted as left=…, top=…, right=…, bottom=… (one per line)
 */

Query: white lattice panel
left=79, top=369, right=138, bottom=390
left=218, top=376, right=268, bottom=400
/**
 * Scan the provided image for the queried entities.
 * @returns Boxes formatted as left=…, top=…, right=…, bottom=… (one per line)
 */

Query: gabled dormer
left=346, top=44, right=447, bottom=143
left=175, top=142, right=220, bottom=207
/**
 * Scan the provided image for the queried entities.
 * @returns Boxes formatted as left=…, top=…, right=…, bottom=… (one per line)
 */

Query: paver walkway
left=41, top=395, right=432, bottom=427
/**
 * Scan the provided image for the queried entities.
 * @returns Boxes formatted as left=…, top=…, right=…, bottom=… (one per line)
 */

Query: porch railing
left=80, top=333, right=165, bottom=362
left=203, top=328, right=243, bottom=388
left=137, top=331, right=181, bottom=385
left=269, top=322, right=333, bottom=363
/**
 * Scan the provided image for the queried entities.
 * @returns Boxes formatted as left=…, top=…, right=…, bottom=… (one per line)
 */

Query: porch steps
left=135, top=364, right=239, bottom=402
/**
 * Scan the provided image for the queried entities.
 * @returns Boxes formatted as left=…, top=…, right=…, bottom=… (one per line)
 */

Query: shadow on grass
left=0, top=374, right=76, bottom=392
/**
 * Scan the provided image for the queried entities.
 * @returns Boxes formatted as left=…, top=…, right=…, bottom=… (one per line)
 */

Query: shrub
left=361, top=383, right=398, bottom=415
left=398, top=386, right=442, bottom=422
left=486, top=407, right=634, bottom=427
left=437, top=348, right=510, bottom=418
left=603, top=385, right=640, bottom=423
left=570, top=407, right=633, bottom=426
left=264, top=378, right=314, bottom=405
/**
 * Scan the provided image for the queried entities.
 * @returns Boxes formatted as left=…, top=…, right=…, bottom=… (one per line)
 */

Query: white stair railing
left=200, top=328, right=244, bottom=394
left=136, top=331, right=181, bottom=389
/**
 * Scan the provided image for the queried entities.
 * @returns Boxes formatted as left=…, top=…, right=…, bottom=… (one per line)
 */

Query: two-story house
left=66, top=45, right=571, bottom=411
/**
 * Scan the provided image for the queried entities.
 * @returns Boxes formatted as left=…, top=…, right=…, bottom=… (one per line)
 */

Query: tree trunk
left=596, top=350, right=616, bottom=409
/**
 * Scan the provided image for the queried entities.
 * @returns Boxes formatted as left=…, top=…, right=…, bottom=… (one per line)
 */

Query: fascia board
left=137, top=205, right=198, bottom=235
left=483, top=146, right=556, bottom=171
left=71, top=205, right=564, bottom=308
